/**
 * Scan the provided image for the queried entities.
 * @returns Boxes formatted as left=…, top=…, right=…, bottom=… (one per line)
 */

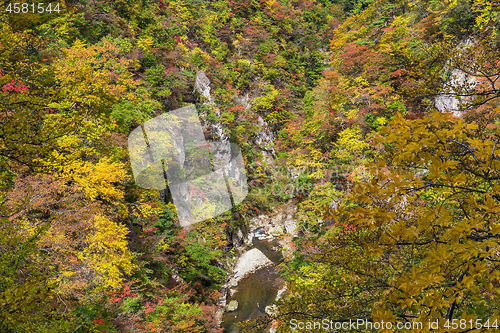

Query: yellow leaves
left=346, top=108, right=358, bottom=120
left=480, top=196, right=500, bottom=214
left=467, top=122, right=479, bottom=130
left=213, top=232, right=227, bottom=248
left=289, top=148, right=327, bottom=180
left=189, top=47, right=211, bottom=68
left=72, top=38, right=87, bottom=49
left=333, top=126, right=369, bottom=162
left=62, top=157, right=128, bottom=202
left=136, top=35, right=155, bottom=52
left=387, top=221, right=414, bottom=241
left=472, top=0, right=500, bottom=33
left=353, top=76, right=369, bottom=87
left=376, top=116, right=387, bottom=126
left=372, top=303, right=398, bottom=326
left=136, top=190, right=164, bottom=218
left=53, top=40, right=138, bottom=112
left=265, top=0, right=277, bottom=13
left=155, top=238, right=170, bottom=252
left=366, top=242, right=384, bottom=258
left=325, top=108, right=500, bottom=326
left=491, top=222, right=500, bottom=234
left=168, top=0, right=194, bottom=28
left=293, top=263, right=330, bottom=289
left=253, top=84, right=281, bottom=112
left=79, top=215, right=135, bottom=289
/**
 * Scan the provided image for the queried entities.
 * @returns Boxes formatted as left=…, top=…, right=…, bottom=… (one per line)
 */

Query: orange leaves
left=5, top=172, right=134, bottom=295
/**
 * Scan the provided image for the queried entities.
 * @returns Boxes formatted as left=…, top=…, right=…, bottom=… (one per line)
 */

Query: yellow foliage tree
left=324, top=111, right=500, bottom=331
left=52, top=39, right=138, bottom=112
left=79, top=215, right=135, bottom=290
left=62, top=157, right=128, bottom=202
left=333, top=126, right=370, bottom=163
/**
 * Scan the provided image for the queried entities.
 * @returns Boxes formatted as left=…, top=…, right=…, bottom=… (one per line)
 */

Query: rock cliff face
left=434, top=39, right=478, bottom=117
left=194, top=70, right=213, bottom=105
left=435, top=67, right=478, bottom=116
left=249, top=203, right=298, bottom=238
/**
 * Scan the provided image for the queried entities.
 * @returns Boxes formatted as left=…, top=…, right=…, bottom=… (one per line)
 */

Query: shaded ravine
left=222, top=237, right=284, bottom=332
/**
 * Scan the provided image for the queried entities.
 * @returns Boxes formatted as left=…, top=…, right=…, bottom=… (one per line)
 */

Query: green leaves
left=0, top=216, right=59, bottom=331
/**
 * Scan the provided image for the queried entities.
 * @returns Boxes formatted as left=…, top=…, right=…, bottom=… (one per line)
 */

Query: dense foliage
left=1, top=0, right=500, bottom=332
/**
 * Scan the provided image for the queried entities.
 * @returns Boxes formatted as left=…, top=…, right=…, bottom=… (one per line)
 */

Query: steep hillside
left=1, top=0, right=500, bottom=332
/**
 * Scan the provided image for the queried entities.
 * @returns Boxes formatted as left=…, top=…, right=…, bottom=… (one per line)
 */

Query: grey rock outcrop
left=226, top=300, right=239, bottom=312
left=230, top=227, right=245, bottom=250
left=194, top=70, right=213, bottom=104
left=232, top=248, right=273, bottom=282
left=249, top=204, right=298, bottom=238
left=435, top=39, right=478, bottom=117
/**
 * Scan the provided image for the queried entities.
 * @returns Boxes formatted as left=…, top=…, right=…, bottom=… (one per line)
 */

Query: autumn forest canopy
left=1, top=0, right=500, bottom=332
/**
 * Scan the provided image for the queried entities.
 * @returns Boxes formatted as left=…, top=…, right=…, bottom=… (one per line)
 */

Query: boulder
left=265, top=305, right=278, bottom=315
left=231, top=227, right=245, bottom=250
left=232, top=248, right=273, bottom=282
left=228, top=278, right=238, bottom=288
left=194, top=70, right=212, bottom=104
left=226, top=300, right=239, bottom=312
left=284, top=217, right=298, bottom=236
left=268, top=224, right=283, bottom=237
left=249, top=215, right=269, bottom=230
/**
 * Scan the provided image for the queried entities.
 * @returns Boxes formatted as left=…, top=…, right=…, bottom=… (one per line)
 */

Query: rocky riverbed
left=218, top=203, right=299, bottom=332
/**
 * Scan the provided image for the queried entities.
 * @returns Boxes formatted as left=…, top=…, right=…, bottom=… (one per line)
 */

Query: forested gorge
left=1, top=0, right=500, bottom=332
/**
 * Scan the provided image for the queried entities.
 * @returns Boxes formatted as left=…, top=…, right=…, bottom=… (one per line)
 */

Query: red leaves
left=144, top=302, right=156, bottom=316
left=93, top=318, right=104, bottom=325
left=179, top=229, right=187, bottom=240
left=2, top=79, right=28, bottom=93
left=390, top=69, right=407, bottom=78
left=108, top=285, right=138, bottom=303
left=337, top=221, right=358, bottom=231
left=390, top=68, right=408, bottom=89
left=339, top=43, right=373, bottom=74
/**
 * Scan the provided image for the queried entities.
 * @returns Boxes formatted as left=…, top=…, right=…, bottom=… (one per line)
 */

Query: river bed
left=222, top=237, right=284, bottom=332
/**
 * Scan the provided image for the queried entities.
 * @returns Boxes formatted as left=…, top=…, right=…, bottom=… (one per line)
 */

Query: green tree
left=0, top=215, right=67, bottom=332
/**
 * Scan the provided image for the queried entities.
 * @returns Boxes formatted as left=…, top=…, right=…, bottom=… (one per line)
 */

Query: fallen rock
left=249, top=215, right=269, bottom=230
left=275, top=284, right=287, bottom=300
left=232, top=248, right=273, bottom=282
left=228, top=278, right=238, bottom=288
left=231, top=227, right=245, bottom=250
left=226, top=300, right=239, bottom=312
left=265, top=305, right=278, bottom=316
left=284, top=216, right=298, bottom=236
left=194, top=70, right=213, bottom=104
left=268, top=224, right=283, bottom=237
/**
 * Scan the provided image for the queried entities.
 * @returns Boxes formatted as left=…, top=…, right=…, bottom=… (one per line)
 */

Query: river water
left=222, top=237, right=284, bottom=332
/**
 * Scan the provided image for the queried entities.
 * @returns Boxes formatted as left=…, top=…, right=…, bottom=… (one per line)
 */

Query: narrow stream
left=222, top=237, right=284, bottom=332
